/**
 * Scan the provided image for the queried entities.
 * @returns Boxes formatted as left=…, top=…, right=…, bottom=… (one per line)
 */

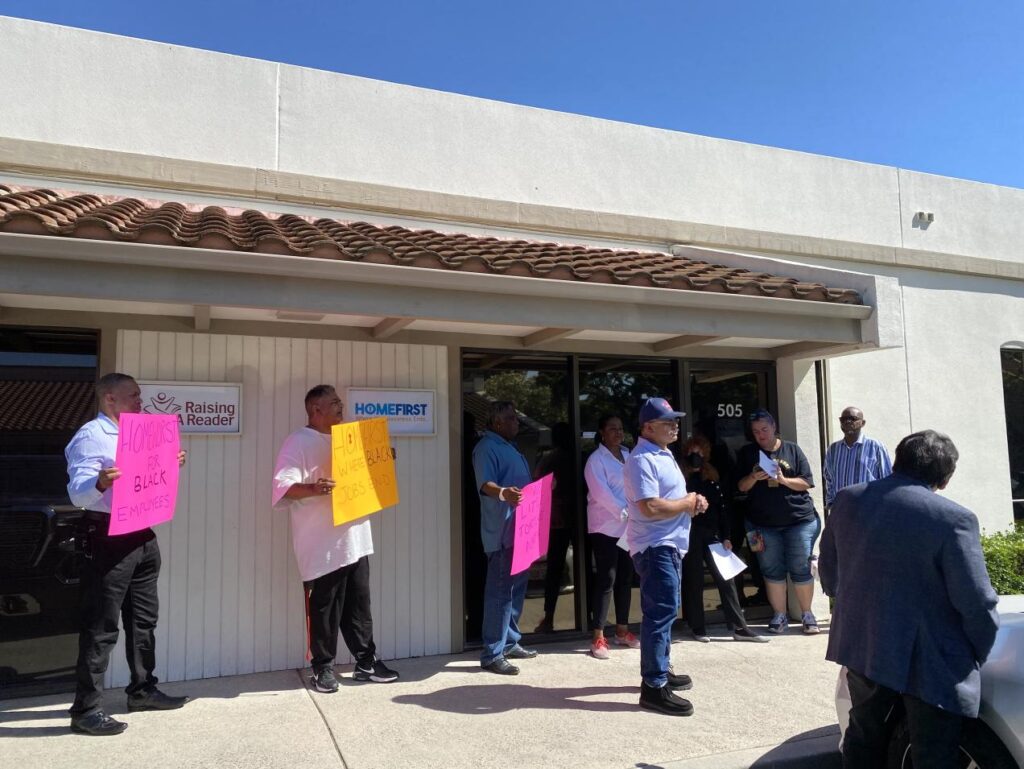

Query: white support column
left=775, top=356, right=831, bottom=622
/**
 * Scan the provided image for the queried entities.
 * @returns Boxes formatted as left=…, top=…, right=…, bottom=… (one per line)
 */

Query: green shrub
left=981, top=522, right=1024, bottom=595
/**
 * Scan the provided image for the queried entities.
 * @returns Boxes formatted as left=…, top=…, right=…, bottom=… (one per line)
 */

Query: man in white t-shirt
left=272, top=384, right=399, bottom=693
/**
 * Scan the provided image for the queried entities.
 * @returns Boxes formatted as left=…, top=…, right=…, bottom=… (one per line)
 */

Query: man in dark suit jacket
left=819, top=429, right=999, bottom=769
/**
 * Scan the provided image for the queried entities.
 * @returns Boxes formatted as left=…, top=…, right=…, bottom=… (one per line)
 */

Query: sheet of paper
left=510, top=474, right=553, bottom=575
left=109, top=413, right=180, bottom=536
left=708, top=542, right=748, bottom=581
left=758, top=451, right=780, bottom=479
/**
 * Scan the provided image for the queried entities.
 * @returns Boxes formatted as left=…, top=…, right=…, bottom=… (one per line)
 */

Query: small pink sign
left=511, top=473, right=553, bottom=576
left=109, top=413, right=181, bottom=536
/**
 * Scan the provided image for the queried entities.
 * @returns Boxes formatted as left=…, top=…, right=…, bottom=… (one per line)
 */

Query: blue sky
left=3, top=1, right=1023, bottom=189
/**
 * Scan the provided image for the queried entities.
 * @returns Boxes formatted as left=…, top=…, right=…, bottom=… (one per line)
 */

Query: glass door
left=577, top=357, right=676, bottom=627
left=460, top=352, right=778, bottom=644
left=461, top=352, right=573, bottom=643
left=686, top=363, right=774, bottom=615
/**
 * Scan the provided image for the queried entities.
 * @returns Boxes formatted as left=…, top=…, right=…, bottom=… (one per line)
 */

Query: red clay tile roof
left=0, top=184, right=861, bottom=304
left=0, top=380, right=95, bottom=431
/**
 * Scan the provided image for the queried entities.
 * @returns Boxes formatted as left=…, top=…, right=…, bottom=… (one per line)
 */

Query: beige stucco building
left=0, top=16, right=1020, bottom=695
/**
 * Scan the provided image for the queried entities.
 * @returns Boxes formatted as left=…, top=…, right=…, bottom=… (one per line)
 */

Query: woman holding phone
left=737, top=409, right=821, bottom=635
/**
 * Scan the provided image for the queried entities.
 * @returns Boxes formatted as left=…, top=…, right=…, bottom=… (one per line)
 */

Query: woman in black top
left=737, top=409, right=822, bottom=635
left=681, top=436, right=767, bottom=643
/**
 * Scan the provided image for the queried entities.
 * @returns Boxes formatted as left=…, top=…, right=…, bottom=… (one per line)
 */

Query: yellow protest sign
left=330, top=417, right=399, bottom=526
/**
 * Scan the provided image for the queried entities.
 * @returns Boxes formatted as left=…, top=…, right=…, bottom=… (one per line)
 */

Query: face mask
left=686, top=451, right=703, bottom=469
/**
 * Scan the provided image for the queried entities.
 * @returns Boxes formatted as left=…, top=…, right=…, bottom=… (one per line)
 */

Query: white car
left=838, top=598, right=1024, bottom=769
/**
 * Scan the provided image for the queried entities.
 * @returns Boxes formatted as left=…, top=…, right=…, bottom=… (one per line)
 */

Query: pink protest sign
left=109, top=413, right=181, bottom=536
left=511, top=473, right=553, bottom=576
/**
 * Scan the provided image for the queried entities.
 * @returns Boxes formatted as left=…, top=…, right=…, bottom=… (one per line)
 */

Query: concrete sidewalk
left=0, top=624, right=841, bottom=769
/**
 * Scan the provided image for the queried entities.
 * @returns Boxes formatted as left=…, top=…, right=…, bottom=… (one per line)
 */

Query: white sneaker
left=590, top=637, right=611, bottom=659
left=612, top=631, right=641, bottom=649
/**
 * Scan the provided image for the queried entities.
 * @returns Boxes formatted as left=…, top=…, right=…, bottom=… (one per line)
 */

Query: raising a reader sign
left=139, top=381, right=242, bottom=435
left=109, top=413, right=181, bottom=536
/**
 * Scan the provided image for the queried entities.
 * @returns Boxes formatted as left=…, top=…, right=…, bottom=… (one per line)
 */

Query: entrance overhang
left=0, top=231, right=898, bottom=361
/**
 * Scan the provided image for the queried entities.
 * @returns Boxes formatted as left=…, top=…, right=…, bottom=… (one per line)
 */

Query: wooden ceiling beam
left=650, top=335, right=726, bottom=354
left=372, top=316, right=415, bottom=340
left=521, top=327, right=577, bottom=347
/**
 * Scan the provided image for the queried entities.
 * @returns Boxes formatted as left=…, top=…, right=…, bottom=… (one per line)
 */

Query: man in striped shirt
left=824, top=407, right=893, bottom=511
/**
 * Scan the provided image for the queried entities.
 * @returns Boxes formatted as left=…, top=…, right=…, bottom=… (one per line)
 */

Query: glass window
left=0, top=326, right=98, bottom=696
left=1002, top=348, right=1024, bottom=521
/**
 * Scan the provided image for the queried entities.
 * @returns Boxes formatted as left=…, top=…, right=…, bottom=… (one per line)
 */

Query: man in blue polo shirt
left=624, top=398, right=708, bottom=716
left=472, top=400, right=539, bottom=675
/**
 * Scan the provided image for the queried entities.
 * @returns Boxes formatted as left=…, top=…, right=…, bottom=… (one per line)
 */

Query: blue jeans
left=480, top=547, right=529, bottom=666
left=748, top=515, right=821, bottom=585
left=631, top=545, right=681, bottom=688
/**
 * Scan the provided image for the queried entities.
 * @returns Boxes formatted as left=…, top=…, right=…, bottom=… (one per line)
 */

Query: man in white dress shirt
left=272, top=384, right=399, bottom=694
left=64, top=373, right=188, bottom=736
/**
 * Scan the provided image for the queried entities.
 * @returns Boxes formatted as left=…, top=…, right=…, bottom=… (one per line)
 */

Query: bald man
left=823, top=407, right=892, bottom=511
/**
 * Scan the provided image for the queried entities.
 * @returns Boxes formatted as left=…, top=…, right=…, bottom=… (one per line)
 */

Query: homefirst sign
left=139, top=381, right=243, bottom=435
left=346, top=388, right=435, bottom=436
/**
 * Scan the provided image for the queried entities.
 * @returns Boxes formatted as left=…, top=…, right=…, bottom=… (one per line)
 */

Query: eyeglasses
left=839, top=416, right=862, bottom=423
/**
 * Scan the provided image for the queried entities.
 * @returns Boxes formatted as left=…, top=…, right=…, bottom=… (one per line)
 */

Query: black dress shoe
left=482, top=658, right=520, bottom=675
left=667, top=671, right=693, bottom=691
left=505, top=644, right=538, bottom=659
left=639, top=682, right=694, bottom=716
left=127, top=688, right=190, bottom=711
left=70, top=711, right=128, bottom=736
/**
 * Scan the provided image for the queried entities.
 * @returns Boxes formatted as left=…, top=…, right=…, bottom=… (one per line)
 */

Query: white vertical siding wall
left=106, top=330, right=451, bottom=686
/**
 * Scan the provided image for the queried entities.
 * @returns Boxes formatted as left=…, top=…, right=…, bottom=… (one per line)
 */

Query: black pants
left=843, top=668, right=964, bottom=769
left=541, top=527, right=573, bottom=616
left=589, top=533, right=634, bottom=630
left=304, top=556, right=376, bottom=671
left=680, top=527, right=746, bottom=635
left=71, top=526, right=161, bottom=716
